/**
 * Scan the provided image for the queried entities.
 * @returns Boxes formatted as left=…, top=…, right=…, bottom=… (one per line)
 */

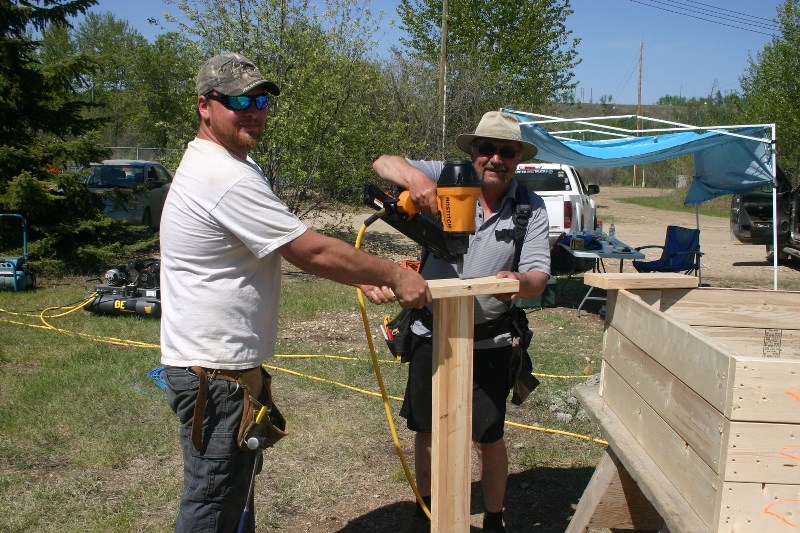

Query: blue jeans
left=164, top=366, right=261, bottom=533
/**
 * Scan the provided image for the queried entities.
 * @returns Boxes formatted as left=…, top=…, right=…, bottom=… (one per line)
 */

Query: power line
left=628, top=0, right=778, bottom=36
left=613, top=53, right=641, bottom=103
left=660, top=0, right=779, bottom=30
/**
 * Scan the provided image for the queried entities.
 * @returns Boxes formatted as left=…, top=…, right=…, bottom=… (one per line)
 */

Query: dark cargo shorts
left=399, top=333, right=513, bottom=443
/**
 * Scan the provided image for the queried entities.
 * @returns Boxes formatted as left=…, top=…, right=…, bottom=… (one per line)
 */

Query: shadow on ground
left=335, top=467, right=593, bottom=532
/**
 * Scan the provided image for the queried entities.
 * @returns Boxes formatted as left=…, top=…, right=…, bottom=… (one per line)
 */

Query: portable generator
left=0, top=213, right=35, bottom=291
left=85, top=258, right=161, bottom=318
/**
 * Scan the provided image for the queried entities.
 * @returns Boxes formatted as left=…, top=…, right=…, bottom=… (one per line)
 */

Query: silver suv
left=86, top=160, right=173, bottom=229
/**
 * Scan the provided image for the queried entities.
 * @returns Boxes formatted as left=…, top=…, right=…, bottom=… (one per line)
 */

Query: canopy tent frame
left=501, top=108, right=779, bottom=289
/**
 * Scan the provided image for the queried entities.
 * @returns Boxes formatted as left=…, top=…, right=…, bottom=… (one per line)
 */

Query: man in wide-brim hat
left=364, top=111, right=551, bottom=532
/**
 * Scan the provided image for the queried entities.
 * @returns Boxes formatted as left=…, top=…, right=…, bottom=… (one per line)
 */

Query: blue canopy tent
left=501, top=108, right=779, bottom=287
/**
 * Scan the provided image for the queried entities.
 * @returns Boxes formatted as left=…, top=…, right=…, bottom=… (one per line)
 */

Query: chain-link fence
left=103, top=147, right=184, bottom=164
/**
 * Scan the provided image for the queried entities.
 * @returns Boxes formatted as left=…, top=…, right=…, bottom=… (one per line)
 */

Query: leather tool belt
left=189, top=366, right=287, bottom=452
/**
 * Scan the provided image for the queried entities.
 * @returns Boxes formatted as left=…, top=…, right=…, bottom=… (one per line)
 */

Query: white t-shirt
left=159, top=138, right=307, bottom=369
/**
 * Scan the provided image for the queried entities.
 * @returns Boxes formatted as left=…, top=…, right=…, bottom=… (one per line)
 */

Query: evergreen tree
left=0, top=0, right=152, bottom=275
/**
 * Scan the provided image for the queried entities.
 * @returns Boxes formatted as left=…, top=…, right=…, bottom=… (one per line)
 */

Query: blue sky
left=86, top=0, right=783, bottom=105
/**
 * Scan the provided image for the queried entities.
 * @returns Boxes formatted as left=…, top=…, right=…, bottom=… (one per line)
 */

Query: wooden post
left=426, top=276, right=520, bottom=532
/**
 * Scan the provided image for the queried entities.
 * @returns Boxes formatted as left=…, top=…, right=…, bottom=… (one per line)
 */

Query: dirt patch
left=594, top=186, right=800, bottom=289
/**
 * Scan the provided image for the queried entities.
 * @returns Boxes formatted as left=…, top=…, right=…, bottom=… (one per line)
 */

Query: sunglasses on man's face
left=474, top=142, right=520, bottom=159
left=206, top=93, right=270, bottom=111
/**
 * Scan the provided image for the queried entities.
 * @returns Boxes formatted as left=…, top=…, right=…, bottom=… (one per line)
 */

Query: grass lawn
left=0, top=276, right=605, bottom=532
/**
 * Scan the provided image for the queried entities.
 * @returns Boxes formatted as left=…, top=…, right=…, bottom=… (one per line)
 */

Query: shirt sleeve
left=212, top=172, right=307, bottom=258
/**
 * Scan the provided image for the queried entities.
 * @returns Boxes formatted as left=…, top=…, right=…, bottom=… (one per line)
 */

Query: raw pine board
left=606, top=288, right=800, bottom=423
left=601, top=287, right=800, bottom=531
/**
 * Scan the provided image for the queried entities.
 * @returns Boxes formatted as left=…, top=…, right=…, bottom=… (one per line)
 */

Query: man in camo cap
left=160, top=52, right=430, bottom=532
left=195, top=52, right=280, bottom=97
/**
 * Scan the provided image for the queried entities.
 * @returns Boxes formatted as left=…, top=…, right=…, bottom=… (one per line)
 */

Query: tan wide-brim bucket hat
left=456, top=111, right=538, bottom=161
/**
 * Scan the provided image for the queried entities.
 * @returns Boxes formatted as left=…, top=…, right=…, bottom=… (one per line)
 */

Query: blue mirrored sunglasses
left=206, top=93, right=270, bottom=111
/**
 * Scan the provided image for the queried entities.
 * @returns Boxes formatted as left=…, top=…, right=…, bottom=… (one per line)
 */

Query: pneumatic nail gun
left=363, top=159, right=481, bottom=266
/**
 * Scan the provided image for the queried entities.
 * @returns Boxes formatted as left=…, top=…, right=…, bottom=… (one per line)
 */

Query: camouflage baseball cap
left=196, top=52, right=280, bottom=96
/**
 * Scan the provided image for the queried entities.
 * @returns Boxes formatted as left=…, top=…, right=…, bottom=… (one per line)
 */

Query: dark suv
left=730, top=165, right=799, bottom=262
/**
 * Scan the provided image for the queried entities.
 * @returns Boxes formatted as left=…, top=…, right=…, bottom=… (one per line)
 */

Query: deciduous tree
left=396, top=0, right=580, bottom=150
left=169, top=0, right=406, bottom=215
left=740, top=0, right=800, bottom=177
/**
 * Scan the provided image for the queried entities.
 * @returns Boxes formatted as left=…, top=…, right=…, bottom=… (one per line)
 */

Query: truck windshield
left=514, top=169, right=572, bottom=191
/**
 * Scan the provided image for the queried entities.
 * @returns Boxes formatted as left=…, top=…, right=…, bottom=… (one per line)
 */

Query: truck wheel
left=766, top=244, right=791, bottom=263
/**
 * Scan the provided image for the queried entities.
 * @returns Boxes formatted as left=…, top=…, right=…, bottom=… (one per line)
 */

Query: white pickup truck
left=514, top=162, right=600, bottom=244
left=514, top=162, right=600, bottom=275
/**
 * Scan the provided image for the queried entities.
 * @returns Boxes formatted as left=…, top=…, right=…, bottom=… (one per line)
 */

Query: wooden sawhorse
left=567, top=384, right=710, bottom=533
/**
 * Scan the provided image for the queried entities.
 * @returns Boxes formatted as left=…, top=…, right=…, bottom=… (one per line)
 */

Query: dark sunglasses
left=474, top=142, right=520, bottom=159
left=206, top=93, right=270, bottom=111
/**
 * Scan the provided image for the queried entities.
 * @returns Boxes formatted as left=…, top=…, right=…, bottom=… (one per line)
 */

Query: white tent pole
left=771, top=124, right=779, bottom=291
left=695, top=205, right=702, bottom=286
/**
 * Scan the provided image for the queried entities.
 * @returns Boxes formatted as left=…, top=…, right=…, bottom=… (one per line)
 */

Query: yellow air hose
left=353, top=214, right=432, bottom=519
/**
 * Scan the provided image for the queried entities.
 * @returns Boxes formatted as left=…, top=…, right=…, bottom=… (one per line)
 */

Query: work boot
left=402, top=496, right=431, bottom=533
left=482, top=510, right=506, bottom=532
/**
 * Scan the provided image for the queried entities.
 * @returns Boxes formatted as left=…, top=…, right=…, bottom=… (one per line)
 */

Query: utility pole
left=438, top=0, right=449, bottom=159
left=633, top=39, right=643, bottom=187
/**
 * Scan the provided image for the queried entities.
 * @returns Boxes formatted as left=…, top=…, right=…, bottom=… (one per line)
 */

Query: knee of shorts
left=473, top=422, right=504, bottom=444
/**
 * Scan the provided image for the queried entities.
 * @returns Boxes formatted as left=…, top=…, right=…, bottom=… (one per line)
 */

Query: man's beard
left=237, top=129, right=262, bottom=151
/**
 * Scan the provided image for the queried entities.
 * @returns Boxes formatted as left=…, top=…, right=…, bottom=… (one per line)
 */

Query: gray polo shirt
left=407, top=160, right=551, bottom=348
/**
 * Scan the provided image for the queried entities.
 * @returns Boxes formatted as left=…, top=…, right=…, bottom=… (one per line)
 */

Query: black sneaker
left=482, top=510, right=506, bottom=532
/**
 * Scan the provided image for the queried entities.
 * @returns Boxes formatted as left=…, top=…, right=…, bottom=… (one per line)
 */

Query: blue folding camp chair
left=632, top=225, right=702, bottom=276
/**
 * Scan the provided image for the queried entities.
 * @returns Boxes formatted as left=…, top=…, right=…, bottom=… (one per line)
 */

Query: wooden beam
left=584, top=272, right=698, bottom=290
left=427, top=276, right=519, bottom=532
left=431, top=295, right=474, bottom=532
left=603, top=326, right=726, bottom=472
left=573, top=384, right=710, bottom=532
left=608, top=289, right=734, bottom=414
left=566, top=448, right=663, bottom=532
left=427, top=276, right=518, bottom=299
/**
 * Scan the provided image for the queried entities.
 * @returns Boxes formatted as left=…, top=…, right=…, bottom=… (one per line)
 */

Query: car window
left=514, top=169, right=572, bottom=191
left=88, top=165, right=141, bottom=188
left=153, top=165, right=172, bottom=184
left=573, top=168, right=588, bottom=195
left=124, top=167, right=144, bottom=185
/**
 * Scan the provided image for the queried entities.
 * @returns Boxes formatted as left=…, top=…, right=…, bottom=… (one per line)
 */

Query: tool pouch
left=509, top=306, right=539, bottom=405
left=237, top=368, right=288, bottom=450
left=385, top=308, right=414, bottom=362
left=509, top=340, right=540, bottom=405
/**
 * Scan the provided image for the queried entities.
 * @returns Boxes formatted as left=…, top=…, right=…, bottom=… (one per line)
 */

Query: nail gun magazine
left=84, top=258, right=161, bottom=317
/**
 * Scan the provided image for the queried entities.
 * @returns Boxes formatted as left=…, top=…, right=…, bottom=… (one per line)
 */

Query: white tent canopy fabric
left=500, top=108, right=780, bottom=288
